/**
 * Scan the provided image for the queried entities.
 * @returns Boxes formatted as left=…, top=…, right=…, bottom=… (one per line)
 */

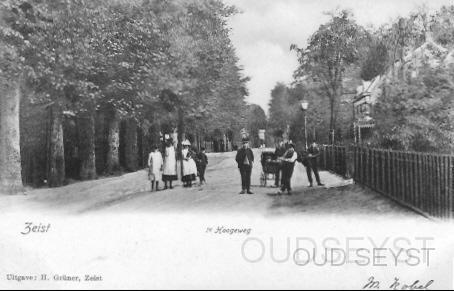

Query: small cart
left=260, top=151, right=281, bottom=187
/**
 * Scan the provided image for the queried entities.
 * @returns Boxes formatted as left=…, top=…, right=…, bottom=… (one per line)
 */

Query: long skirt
left=163, top=174, right=178, bottom=181
left=182, top=174, right=196, bottom=182
left=182, top=159, right=197, bottom=182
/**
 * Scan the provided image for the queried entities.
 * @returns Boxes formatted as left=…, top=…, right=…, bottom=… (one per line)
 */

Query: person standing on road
left=196, top=147, right=208, bottom=185
left=305, top=142, right=325, bottom=187
left=278, top=143, right=298, bottom=195
left=148, top=145, right=163, bottom=192
left=162, top=138, right=178, bottom=189
left=273, top=140, right=286, bottom=188
left=181, top=140, right=197, bottom=188
left=235, top=138, right=254, bottom=195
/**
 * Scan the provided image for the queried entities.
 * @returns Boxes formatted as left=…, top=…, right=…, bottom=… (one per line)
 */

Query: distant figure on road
left=148, top=145, right=163, bottom=192
left=181, top=140, right=197, bottom=188
left=162, top=138, right=178, bottom=189
left=278, top=143, right=298, bottom=195
left=273, top=141, right=286, bottom=188
left=196, top=147, right=208, bottom=185
left=235, top=138, right=254, bottom=195
left=305, top=142, right=325, bottom=187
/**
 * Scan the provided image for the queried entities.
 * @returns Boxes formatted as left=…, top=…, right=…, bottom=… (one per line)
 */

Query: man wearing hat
left=306, top=141, right=325, bottom=187
left=278, top=142, right=298, bottom=195
left=235, top=138, right=254, bottom=194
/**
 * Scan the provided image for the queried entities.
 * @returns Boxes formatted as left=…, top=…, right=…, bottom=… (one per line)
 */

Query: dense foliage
left=268, top=6, right=454, bottom=153
left=291, top=10, right=367, bottom=141
left=374, top=66, right=454, bottom=153
left=0, top=0, right=250, bottom=189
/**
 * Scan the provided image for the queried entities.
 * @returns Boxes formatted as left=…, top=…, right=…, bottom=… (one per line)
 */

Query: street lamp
left=301, top=100, right=309, bottom=150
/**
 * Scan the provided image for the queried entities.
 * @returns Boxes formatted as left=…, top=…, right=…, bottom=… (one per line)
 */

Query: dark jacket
left=236, top=148, right=254, bottom=168
left=274, top=146, right=286, bottom=159
left=306, top=145, right=320, bottom=167
left=196, top=152, right=208, bottom=167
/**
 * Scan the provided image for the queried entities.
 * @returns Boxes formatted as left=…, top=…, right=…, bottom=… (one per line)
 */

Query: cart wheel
left=260, top=173, right=266, bottom=187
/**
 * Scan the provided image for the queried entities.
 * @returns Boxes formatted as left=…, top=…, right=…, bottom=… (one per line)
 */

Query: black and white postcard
left=1, top=0, right=453, bottom=289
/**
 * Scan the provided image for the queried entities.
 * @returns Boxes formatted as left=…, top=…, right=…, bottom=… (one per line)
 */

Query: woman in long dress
left=181, top=140, right=197, bottom=187
left=148, top=145, right=163, bottom=192
left=162, top=139, right=178, bottom=189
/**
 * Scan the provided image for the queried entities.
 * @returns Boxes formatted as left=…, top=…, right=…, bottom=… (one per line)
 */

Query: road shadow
left=265, top=184, right=421, bottom=218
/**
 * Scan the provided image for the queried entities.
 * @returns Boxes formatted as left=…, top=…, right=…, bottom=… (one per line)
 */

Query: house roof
left=355, top=35, right=454, bottom=104
left=354, top=75, right=382, bottom=103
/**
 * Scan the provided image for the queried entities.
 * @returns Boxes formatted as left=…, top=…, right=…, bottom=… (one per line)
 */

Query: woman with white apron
left=162, top=138, right=178, bottom=189
left=181, top=140, right=197, bottom=187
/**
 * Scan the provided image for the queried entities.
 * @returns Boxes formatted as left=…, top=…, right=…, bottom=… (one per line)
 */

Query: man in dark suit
left=196, top=147, right=208, bottom=185
left=306, top=142, right=325, bottom=187
left=273, top=141, right=286, bottom=188
left=278, top=143, right=298, bottom=195
left=235, top=138, right=254, bottom=194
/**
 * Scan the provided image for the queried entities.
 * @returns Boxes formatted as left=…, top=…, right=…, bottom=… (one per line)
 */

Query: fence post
left=345, top=145, right=354, bottom=179
left=429, top=155, right=434, bottom=217
left=425, top=154, right=430, bottom=216
left=352, top=146, right=357, bottom=181
left=417, top=153, right=422, bottom=211
left=448, top=157, right=454, bottom=218
left=410, top=153, right=415, bottom=208
left=436, top=155, right=441, bottom=218
left=406, top=152, right=410, bottom=204
left=446, top=156, right=450, bottom=220
left=372, top=149, right=376, bottom=190
left=323, top=146, right=327, bottom=170
left=380, top=150, right=385, bottom=194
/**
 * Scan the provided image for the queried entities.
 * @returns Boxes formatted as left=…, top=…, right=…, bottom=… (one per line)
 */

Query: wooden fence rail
left=320, top=145, right=454, bottom=219
left=353, top=147, right=454, bottom=219
left=319, top=145, right=349, bottom=178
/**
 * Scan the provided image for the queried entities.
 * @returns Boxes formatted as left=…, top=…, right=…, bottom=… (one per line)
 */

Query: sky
left=223, top=0, right=454, bottom=114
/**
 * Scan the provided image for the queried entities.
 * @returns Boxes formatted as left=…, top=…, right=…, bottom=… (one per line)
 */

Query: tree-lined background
left=269, top=7, right=454, bottom=154
left=2, top=1, right=454, bottom=195
left=0, top=0, right=267, bottom=193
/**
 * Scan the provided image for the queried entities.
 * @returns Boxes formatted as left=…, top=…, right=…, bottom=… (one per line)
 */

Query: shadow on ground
left=265, top=184, right=420, bottom=218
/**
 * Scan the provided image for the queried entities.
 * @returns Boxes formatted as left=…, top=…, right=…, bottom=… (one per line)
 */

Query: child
left=148, top=145, right=163, bottom=192
left=196, top=147, right=208, bottom=185
left=162, top=138, right=177, bottom=189
left=181, top=140, right=197, bottom=188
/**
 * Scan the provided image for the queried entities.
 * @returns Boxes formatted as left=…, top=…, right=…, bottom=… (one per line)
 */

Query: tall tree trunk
left=0, top=83, right=23, bottom=194
left=140, top=123, right=151, bottom=168
left=47, top=105, right=65, bottom=187
left=177, top=107, right=184, bottom=177
left=95, top=110, right=107, bottom=175
left=106, top=110, right=120, bottom=174
left=77, top=110, right=97, bottom=180
left=137, top=127, right=144, bottom=168
left=124, top=118, right=138, bottom=172
left=329, top=97, right=335, bottom=144
left=177, top=107, right=184, bottom=154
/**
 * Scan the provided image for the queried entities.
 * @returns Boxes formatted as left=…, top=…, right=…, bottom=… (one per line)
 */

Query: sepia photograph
left=0, top=0, right=454, bottom=289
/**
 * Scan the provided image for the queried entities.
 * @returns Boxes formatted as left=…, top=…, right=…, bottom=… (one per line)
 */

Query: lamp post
left=301, top=100, right=309, bottom=150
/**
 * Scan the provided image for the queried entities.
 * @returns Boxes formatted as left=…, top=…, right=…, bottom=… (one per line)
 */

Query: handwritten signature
left=363, top=276, right=434, bottom=290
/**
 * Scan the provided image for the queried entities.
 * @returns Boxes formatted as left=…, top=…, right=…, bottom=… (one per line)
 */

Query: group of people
left=148, top=136, right=324, bottom=195
left=235, top=138, right=324, bottom=195
left=147, top=138, right=208, bottom=192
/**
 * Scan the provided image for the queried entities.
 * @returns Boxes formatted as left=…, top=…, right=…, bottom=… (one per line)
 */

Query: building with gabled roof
left=353, top=33, right=454, bottom=143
